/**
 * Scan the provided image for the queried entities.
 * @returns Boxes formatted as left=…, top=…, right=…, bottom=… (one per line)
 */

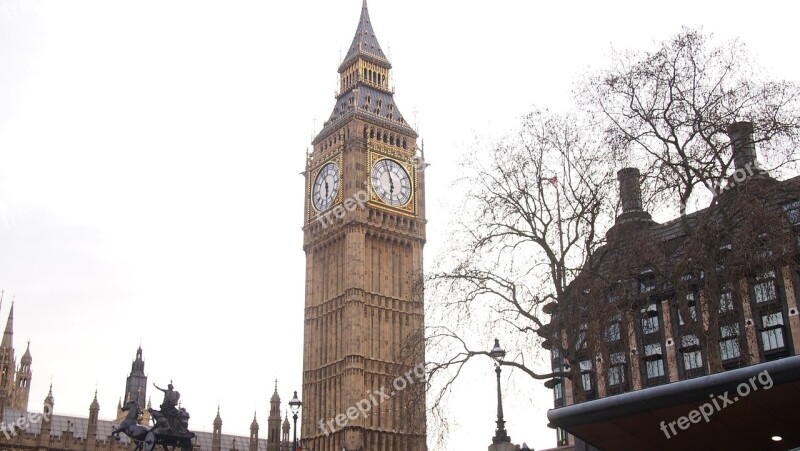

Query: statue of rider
left=151, top=382, right=187, bottom=434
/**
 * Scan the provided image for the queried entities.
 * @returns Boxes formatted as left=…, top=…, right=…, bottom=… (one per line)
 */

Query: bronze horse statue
left=112, top=400, right=150, bottom=450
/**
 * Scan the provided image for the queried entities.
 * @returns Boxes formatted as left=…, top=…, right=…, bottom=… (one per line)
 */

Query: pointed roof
left=340, top=0, right=390, bottom=70
left=21, top=339, right=32, bottom=364
left=214, top=405, right=223, bottom=426
left=2, top=302, right=13, bottom=348
left=270, top=380, right=280, bottom=403
left=90, top=389, right=99, bottom=410
left=282, top=411, right=290, bottom=431
left=45, top=383, right=54, bottom=405
left=251, top=411, right=259, bottom=429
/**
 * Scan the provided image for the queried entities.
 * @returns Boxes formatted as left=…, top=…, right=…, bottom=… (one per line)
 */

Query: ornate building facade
left=544, top=123, right=800, bottom=449
left=301, top=2, right=427, bottom=450
left=0, top=303, right=33, bottom=413
left=0, top=325, right=294, bottom=451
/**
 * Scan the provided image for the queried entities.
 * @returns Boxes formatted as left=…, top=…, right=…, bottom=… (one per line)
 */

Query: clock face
left=312, top=163, right=340, bottom=211
left=371, top=159, right=412, bottom=206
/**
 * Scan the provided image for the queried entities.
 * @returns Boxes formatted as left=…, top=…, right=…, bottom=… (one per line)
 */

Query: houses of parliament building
left=0, top=303, right=295, bottom=451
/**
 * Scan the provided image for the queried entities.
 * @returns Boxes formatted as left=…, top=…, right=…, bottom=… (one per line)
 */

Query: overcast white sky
left=1, top=1, right=798, bottom=449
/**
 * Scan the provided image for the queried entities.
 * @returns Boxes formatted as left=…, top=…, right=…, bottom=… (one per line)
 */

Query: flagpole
left=541, top=177, right=565, bottom=289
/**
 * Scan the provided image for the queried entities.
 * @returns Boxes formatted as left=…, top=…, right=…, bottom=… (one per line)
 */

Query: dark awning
left=547, top=356, right=800, bottom=450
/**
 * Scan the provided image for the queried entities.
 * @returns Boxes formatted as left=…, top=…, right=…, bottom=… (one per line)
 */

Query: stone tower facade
left=0, top=303, right=33, bottom=412
left=123, top=346, right=147, bottom=409
left=267, top=382, right=282, bottom=451
left=249, top=413, right=259, bottom=451
left=301, top=2, right=427, bottom=450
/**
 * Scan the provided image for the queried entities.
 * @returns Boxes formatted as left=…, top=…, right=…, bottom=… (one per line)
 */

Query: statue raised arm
left=153, top=382, right=180, bottom=413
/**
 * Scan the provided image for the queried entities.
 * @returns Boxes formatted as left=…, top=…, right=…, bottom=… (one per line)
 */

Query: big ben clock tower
left=301, top=2, right=427, bottom=450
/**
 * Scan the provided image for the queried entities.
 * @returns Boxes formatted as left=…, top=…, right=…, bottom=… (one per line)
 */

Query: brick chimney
left=726, top=121, right=759, bottom=173
left=618, top=167, right=643, bottom=213
left=613, top=167, right=653, bottom=229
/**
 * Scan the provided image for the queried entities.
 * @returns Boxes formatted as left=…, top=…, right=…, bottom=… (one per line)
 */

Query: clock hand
left=385, top=161, right=395, bottom=194
left=324, top=179, right=329, bottom=199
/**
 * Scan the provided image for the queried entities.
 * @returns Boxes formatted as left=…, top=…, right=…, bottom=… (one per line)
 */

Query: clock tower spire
left=301, top=2, right=427, bottom=451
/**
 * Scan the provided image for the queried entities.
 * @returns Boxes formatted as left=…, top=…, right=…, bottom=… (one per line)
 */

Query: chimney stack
left=726, top=121, right=758, bottom=172
left=617, top=167, right=643, bottom=214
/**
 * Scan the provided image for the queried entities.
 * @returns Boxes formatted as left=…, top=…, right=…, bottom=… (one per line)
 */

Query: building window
left=719, top=323, right=741, bottom=361
left=760, top=312, right=786, bottom=352
left=644, top=343, right=665, bottom=379
left=640, top=270, right=656, bottom=293
left=719, top=289, right=734, bottom=313
left=605, top=314, right=622, bottom=342
left=553, top=379, right=564, bottom=401
left=680, top=335, right=703, bottom=371
left=641, top=303, right=660, bottom=334
left=580, top=360, right=593, bottom=392
left=678, top=292, right=698, bottom=326
left=557, top=427, right=569, bottom=445
left=754, top=271, right=777, bottom=304
left=608, top=352, right=626, bottom=386
left=782, top=199, right=800, bottom=226
left=575, top=324, right=587, bottom=350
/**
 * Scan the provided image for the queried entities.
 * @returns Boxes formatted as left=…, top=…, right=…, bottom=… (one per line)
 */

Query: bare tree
left=419, top=27, right=800, bottom=447
left=578, top=27, right=800, bottom=216
left=422, top=109, right=616, bottom=432
left=577, top=27, right=800, bottom=372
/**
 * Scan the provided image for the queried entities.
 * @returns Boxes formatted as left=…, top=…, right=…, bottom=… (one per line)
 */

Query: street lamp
left=489, top=338, right=510, bottom=444
left=289, top=391, right=302, bottom=451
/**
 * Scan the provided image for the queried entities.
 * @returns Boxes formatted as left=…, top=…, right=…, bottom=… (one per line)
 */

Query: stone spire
left=249, top=411, right=259, bottom=451
left=21, top=340, right=31, bottom=364
left=340, top=0, right=390, bottom=69
left=39, top=384, right=54, bottom=448
left=123, top=346, right=147, bottom=412
left=10, top=339, right=32, bottom=410
left=316, top=0, right=416, bottom=144
left=1, top=303, right=13, bottom=349
left=87, top=390, right=99, bottom=450
left=267, top=381, right=282, bottom=450
left=282, top=411, right=290, bottom=443
left=212, top=406, right=222, bottom=451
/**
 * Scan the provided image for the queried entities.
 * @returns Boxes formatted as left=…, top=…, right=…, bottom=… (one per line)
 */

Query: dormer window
left=782, top=199, right=800, bottom=225
left=639, top=269, right=656, bottom=293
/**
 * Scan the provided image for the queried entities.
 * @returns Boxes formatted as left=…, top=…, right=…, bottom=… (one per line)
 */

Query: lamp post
left=289, top=391, right=302, bottom=451
left=489, top=338, right=510, bottom=444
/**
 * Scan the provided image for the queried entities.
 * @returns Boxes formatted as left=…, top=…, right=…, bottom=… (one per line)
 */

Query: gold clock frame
left=307, top=151, right=344, bottom=222
left=367, top=141, right=417, bottom=216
